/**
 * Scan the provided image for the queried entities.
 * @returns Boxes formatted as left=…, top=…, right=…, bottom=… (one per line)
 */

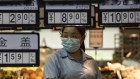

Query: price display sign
left=45, top=3, right=92, bottom=26
left=0, top=0, right=28, bottom=1
left=99, top=0, right=140, bottom=26
left=89, top=29, right=103, bottom=48
left=0, top=0, right=39, bottom=29
left=0, top=33, right=39, bottom=67
left=43, top=0, right=92, bottom=2
left=0, top=0, right=30, bottom=4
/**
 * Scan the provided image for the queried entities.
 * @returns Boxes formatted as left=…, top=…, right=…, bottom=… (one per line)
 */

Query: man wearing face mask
left=44, top=27, right=102, bottom=79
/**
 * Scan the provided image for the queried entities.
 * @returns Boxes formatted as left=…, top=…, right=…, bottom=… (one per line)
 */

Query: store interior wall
left=39, top=27, right=120, bottom=61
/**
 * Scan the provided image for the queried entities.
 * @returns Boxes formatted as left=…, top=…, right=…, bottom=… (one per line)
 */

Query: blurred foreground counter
left=0, top=47, right=55, bottom=79
left=0, top=67, right=43, bottom=79
left=100, top=62, right=140, bottom=79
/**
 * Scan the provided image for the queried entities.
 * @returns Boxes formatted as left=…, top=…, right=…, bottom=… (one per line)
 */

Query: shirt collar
left=81, top=49, right=93, bottom=61
left=60, top=48, right=92, bottom=61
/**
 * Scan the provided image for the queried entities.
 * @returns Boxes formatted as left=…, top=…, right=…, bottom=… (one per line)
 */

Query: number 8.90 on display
left=48, top=12, right=88, bottom=24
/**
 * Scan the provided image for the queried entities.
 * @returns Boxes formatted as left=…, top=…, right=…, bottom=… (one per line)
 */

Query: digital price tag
left=99, top=0, right=140, bottom=9
left=0, top=53, right=2, bottom=63
left=0, top=13, right=36, bottom=25
left=0, top=0, right=39, bottom=29
left=47, top=12, right=87, bottom=24
left=99, top=0, right=140, bottom=26
left=101, top=11, right=140, bottom=24
left=1, top=52, right=36, bottom=64
left=0, top=0, right=31, bottom=4
left=0, top=0, right=27, bottom=2
left=16, top=53, right=22, bottom=64
left=43, top=0, right=92, bottom=2
left=45, top=3, right=92, bottom=26
left=0, top=33, right=39, bottom=67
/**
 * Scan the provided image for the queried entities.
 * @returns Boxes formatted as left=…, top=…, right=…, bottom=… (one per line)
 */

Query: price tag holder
left=99, top=0, right=140, bottom=26
left=45, top=3, right=93, bottom=27
left=43, top=0, right=93, bottom=2
left=0, top=33, right=39, bottom=67
left=0, top=0, right=39, bottom=29
left=0, top=0, right=32, bottom=4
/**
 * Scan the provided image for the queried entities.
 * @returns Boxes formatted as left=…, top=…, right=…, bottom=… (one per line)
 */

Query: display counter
left=101, top=62, right=140, bottom=79
left=0, top=47, right=54, bottom=79
left=0, top=67, right=43, bottom=79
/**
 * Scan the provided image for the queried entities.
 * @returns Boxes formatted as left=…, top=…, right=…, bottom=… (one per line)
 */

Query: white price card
left=55, top=12, right=61, bottom=24
left=0, top=13, right=2, bottom=24
left=0, top=13, right=36, bottom=24
left=48, top=12, right=88, bottom=24
left=3, top=53, right=10, bottom=64
left=129, top=12, right=135, bottom=23
left=46, top=4, right=90, bottom=10
left=68, top=12, right=74, bottom=23
left=61, top=12, right=68, bottom=24
left=0, top=33, right=39, bottom=66
left=48, top=12, right=55, bottom=24
left=10, top=13, right=16, bottom=24
left=23, top=53, right=29, bottom=64
left=81, top=12, right=87, bottom=24
left=74, top=12, right=80, bottom=23
left=99, top=0, right=140, bottom=10
left=101, top=11, right=140, bottom=24
left=29, top=53, right=36, bottom=64
left=122, top=12, right=128, bottom=23
left=0, top=34, right=38, bottom=50
left=115, top=12, right=122, bottom=23
left=136, top=12, right=140, bottom=23
left=23, top=13, right=29, bottom=24
left=16, top=53, right=22, bottom=64
left=29, top=13, right=36, bottom=24
left=102, top=12, right=109, bottom=23
left=109, top=12, right=115, bottom=23
left=0, top=0, right=27, bottom=1
left=3, top=13, right=9, bottom=24
left=10, top=53, right=16, bottom=64
left=16, top=13, right=23, bottom=24
left=0, top=52, right=2, bottom=63
left=0, top=0, right=38, bottom=10
left=46, top=3, right=90, bottom=25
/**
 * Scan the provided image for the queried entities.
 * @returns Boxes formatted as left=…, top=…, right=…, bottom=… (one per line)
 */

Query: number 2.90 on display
left=0, top=13, right=36, bottom=24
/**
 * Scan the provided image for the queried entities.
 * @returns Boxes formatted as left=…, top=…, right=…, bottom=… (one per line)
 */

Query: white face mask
left=61, top=38, right=81, bottom=53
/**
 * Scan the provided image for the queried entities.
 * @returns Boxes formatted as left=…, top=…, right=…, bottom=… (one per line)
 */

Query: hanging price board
left=89, top=29, right=103, bottom=48
left=99, top=0, right=140, bottom=26
left=45, top=3, right=94, bottom=27
left=0, top=0, right=39, bottom=29
left=0, top=0, right=28, bottom=2
left=0, top=0, right=31, bottom=4
left=0, top=33, right=39, bottom=67
left=43, top=0, right=92, bottom=2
